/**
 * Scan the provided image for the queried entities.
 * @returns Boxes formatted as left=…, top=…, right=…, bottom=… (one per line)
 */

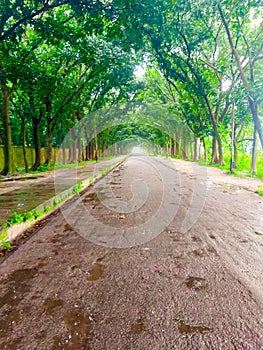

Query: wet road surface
left=0, top=155, right=262, bottom=349
left=0, top=157, right=125, bottom=227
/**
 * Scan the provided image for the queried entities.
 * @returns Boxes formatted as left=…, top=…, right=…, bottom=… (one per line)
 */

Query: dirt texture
left=0, top=155, right=262, bottom=350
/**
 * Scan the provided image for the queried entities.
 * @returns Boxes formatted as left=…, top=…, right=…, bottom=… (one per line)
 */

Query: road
left=0, top=156, right=125, bottom=227
left=0, top=155, right=262, bottom=349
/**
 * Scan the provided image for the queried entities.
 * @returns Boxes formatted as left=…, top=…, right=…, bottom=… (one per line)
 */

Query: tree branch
left=0, top=1, right=68, bottom=42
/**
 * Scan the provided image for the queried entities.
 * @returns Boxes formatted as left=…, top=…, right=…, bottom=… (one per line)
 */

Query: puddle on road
left=191, top=236, right=201, bottom=242
left=185, top=276, right=206, bottom=290
left=170, top=273, right=180, bottom=280
left=192, top=249, right=207, bottom=257
left=63, top=223, right=75, bottom=233
left=130, top=317, right=145, bottom=334
left=41, top=298, right=64, bottom=314
left=178, top=320, right=211, bottom=334
left=0, top=267, right=39, bottom=339
left=51, top=310, right=94, bottom=350
left=0, top=264, right=45, bottom=308
left=9, top=267, right=38, bottom=283
left=82, top=193, right=99, bottom=203
left=0, top=304, right=31, bottom=339
left=87, top=262, right=106, bottom=281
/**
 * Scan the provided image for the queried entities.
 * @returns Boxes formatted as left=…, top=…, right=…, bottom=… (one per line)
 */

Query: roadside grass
left=256, top=185, right=263, bottom=196
left=197, top=153, right=263, bottom=181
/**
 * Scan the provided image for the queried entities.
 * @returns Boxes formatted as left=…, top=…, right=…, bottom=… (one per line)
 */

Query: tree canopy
left=1, top=0, right=262, bottom=175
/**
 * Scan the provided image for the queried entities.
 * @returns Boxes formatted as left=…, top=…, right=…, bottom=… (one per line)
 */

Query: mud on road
left=0, top=155, right=262, bottom=349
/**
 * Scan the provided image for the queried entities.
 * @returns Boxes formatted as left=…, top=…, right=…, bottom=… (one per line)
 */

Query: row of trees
left=135, top=0, right=263, bottom=171
left=0, top=0, right=141, bottom=173
left=1, top=0, right=262, bottom=174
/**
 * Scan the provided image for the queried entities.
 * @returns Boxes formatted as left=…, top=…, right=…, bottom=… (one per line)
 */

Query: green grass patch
left=72, top=182, right=83, bottom=194
left=256, top=185, right=263, bottom=196
left=0, top=240, right=11, bottom=252
left=198, top=153, right=263, bottom=181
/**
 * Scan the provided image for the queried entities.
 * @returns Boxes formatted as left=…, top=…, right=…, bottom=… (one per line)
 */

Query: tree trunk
left=171, top=137, right=175, bottom=156
left=175, top=131, right=180, bottom=156
left=85, top=145, right=89, bottom=160
left=182, top=138, right=187, bottom=159
left=204, top=94, right=224, bottom=165
left=72, top=139, right=77, bottom=163
left=1, top=86, right=15, bottom=174
left=78, top=137, right=83, bottom=162
left=102, top=140, right=107, bottom=157
left=211, top=137, right=218, bottom=164
left=21, top=118, right=28, bottom=173
left=201, top=138, right=207, bottom=161
left=230, top=103, right=235, bottom=173
left=46, top=122, right=53, bottom=165
left=63, top=145, right=67, bottom=164
left=214, top=129, right=223, bottom=165
left=194, top=137, right=199, bottom=161
left=234, top=141, right=238, bottom=169
left=45, top=98, right=53, bottom=165
left=251, top=125, right=257, bottom=174
left=95, top=133, right=98, bottom=161
left=88, top=142, right=94, bottom=160
left=31, top=111, right=43, bottom=171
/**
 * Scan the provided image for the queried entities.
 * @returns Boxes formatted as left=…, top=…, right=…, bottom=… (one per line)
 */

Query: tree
left=216, top=0, right=263, bottom=170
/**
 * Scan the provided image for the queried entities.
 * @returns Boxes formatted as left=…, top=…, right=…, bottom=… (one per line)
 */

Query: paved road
left=0, top=155, right=262, bottom=349
left=0, top=156, right=125, bottom=227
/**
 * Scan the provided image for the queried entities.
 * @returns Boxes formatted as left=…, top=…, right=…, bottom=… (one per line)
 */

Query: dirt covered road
left=0, top=155, right=262, bottom=350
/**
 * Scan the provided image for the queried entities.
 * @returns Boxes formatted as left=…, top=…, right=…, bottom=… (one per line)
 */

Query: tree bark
left=88, top=142, right=94, bottom=160
left=31, top=110, right=43, bottom=171
left=45, top=97, right=53, bottom=165
left=201, top=138, right=207, bottom=161
left=1, top=85, right=15, bottom=174
left=204, top=94, right=224, bottom=165
left=175, top=131, right=180, bottom=156
left=46, top=122, right=53, bottom=165
left=102, top=139, right=107, bottom=157
left=21, top=118, right=28, bottom=173
left=182, top=138, right=188, bottom=159
left=171, top=137, right=175, bottom=156
left=211, top=136, right=219, bottom=164
left=194, top=137, right=199, bottom=161
left=251, top=125, right=257, bottom=174
left=230, top=103, right=235, bottom=173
